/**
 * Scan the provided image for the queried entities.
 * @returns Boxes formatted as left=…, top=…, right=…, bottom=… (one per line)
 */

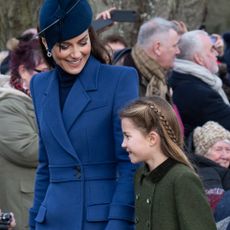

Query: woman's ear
left=41, top=38, right=48, bottom=50
left=18, top=64, right=26, bottom=79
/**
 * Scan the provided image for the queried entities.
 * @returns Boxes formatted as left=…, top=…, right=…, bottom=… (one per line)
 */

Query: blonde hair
left=120, top=96, right=194, bottom=169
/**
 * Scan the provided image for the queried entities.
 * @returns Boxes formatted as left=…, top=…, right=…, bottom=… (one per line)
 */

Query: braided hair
left=120, top=96, right=194, bottom=170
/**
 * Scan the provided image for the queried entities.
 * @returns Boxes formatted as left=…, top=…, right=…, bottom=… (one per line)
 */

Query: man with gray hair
left=113, top=17, right=180, bottom=100
left=168, top=30, right=230, bottom=139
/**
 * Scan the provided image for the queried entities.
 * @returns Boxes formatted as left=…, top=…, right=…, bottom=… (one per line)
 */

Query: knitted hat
left=193, top=121, right=230, bottom=156
left=39, top=0, right=93, bottom=50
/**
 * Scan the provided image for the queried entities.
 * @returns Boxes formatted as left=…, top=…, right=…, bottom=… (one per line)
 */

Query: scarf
left=131, top=44, right=168, bottom=99
left=174, top=59, right=229, bottom=105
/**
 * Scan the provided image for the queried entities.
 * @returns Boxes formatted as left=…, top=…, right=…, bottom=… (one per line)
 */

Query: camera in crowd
left=0, top=212, right=12, bottom=230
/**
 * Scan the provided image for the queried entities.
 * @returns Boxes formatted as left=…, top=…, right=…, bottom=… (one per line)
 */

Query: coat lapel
left=43, top=71, right=78, bottom=160
left=62, top=56, right=100, bottom=132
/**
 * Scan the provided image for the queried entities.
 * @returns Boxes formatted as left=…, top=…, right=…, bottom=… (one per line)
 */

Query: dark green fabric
left=135, top=161, right=217, bottom=230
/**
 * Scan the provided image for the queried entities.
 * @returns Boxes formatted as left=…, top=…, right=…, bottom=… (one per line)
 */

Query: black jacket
left=168, top=71, right=230, bottom=138
left=192, top=155, right=230, bottom=190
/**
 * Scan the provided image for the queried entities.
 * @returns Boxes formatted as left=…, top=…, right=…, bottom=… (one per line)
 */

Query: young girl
left=120, top=96, right=217, bottom=230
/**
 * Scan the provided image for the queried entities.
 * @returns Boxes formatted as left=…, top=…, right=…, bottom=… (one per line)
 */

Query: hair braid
left=149, top=104, right=177, bottom=144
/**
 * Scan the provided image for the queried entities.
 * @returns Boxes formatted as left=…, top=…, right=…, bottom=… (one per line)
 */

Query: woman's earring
left=47, top=50, right=52, bottom=57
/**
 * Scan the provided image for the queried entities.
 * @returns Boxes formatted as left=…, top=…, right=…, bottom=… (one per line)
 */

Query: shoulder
left=30, top=70, right=54, bottom=99
left=166, top=163, right=198, bottom=181
left=170, top=163, right=195, bottom=176
left=0, top=94, right=30, bottom=113
left=100, top=63, right=138, bottom=78
left=98, top=64, right=139, bottom=89
left=30, top=70, right=53, bottom=86
left=169, top=163, right=203, bottom=188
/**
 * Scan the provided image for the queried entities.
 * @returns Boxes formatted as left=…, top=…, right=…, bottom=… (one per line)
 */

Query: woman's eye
left=59, top=44, right=69, bottom=50
left=80, top=41, right=88, bottom=46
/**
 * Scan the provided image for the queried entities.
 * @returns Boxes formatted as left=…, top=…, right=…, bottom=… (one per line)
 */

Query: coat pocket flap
left=35, top=205, right=47, bottom=223
left=20, top=180, right=34, bottom=193
left=87, top=203, right=109, bottom=222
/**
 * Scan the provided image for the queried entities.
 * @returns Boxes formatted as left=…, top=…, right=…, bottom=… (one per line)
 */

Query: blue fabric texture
left=29, top=56, right=139, bottom=229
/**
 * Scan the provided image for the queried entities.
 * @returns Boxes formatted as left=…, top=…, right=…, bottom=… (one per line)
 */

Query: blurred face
left=121, top=118, right=152, bottom=164
left=157, top=29, right=180, bottom=69
left=106, top=42, right=126, bottom=53
left=198, top=35, right=219, bottom=74
left=20, top=62, right=49, bottom=93
left=205, top=140, right=230, bottom=168
left=51, top=30, right=91, bottom=75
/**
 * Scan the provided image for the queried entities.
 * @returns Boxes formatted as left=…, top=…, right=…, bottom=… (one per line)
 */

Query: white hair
left=137, top=17, right=178, bottom=49
left=177, top=30, right=209, bottom=60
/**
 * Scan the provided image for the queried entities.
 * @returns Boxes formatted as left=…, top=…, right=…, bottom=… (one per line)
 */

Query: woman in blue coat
left=29, top=0, right=139, bottom=229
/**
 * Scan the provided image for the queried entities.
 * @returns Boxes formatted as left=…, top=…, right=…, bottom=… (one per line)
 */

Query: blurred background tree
left=0, top=0, right=229, bottom=50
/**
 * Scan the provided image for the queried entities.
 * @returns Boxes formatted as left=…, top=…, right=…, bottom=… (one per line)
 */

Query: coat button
left=135, top=193, right=140, bottom=200
left=75, top=166, right=81, bottom=179
left=146, top=198, right=151, bottom=204
left=146, top=220, right=150, bottom=228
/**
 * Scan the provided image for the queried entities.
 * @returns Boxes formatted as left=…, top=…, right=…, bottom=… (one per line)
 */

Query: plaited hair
left=120, top=96, right=194, bottom=169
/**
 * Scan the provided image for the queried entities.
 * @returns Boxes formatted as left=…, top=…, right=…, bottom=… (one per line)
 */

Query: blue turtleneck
left=57, top=66, right=78, bottom=111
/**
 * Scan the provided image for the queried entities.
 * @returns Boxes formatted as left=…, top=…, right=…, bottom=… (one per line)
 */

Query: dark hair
left=103, top=34, right=128, bottom=48
left=10, top=36, right=45, bottom=94
left=89, top=26, right=111, bottom=64
left=120, top=96, right=194, bottom=170
left=40, top=26, right=111, bottom=65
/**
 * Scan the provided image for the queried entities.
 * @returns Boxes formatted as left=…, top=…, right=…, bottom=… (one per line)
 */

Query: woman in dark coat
left=193, top=121, right=230, bottom=228
left=29, top=0, right=139, bottom=229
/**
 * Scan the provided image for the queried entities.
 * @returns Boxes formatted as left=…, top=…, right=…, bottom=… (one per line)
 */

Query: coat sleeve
left=0, top=98, right=38, bottom=167
left=174, top=170, right=217, bottom=230
left=29, top=76, right=50, bottom=229
left=105, top=67, right=139, bottom=230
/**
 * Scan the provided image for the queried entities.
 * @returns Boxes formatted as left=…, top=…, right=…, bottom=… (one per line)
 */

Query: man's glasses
left=34, top=69, right=42, bottom=73
left=33, top=68, right=50, bottom=73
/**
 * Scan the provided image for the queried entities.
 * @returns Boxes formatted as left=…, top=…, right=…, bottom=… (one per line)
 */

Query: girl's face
left=51, top=30, right=91, bottom=75
left=205, top=140, right=230, bottom=168
left=121, top=118, right=153, bottom=164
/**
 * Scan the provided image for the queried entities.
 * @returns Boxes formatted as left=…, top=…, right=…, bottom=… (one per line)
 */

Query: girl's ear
left=148, top=131, right=159, bottom=146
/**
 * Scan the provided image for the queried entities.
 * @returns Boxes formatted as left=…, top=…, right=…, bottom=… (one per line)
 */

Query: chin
left=129, top=156, right=139, bottom=164
left=63, top=68, right=81, bottom=75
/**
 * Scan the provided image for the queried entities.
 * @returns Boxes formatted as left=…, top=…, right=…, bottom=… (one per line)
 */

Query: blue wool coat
left=29, top=56, right=139, bottom=230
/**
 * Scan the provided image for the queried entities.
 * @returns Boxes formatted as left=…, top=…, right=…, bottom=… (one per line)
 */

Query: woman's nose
left=70, top=46, right=81, bottom=58
left=121, top=139, right=126, bottom=148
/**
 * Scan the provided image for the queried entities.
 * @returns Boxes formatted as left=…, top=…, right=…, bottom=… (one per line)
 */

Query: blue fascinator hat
left=39, top=0, right=93, bottom=51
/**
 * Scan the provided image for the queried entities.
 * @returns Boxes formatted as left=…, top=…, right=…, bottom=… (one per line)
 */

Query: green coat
left=0, top=75, right=38, bottom=230
left=135, top=158, right=217, bottom=230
